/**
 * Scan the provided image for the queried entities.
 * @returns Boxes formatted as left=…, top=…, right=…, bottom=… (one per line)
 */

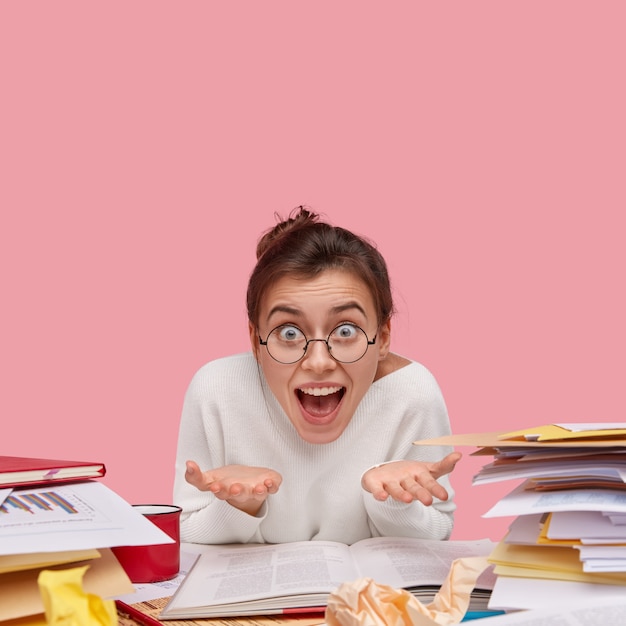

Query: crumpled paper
left=37, top=566, right=117, bottom=626
left=326, top=556, right=490, bottom=626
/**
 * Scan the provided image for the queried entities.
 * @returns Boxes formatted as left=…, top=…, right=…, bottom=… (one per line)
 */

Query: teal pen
left=462, top=610, right=507, bottom=621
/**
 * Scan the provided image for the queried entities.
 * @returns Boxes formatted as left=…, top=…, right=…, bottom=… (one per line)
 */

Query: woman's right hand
left=184, top=460, right=282, bottom=516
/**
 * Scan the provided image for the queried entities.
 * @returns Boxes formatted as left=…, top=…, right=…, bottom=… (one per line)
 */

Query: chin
left=296, top=424, right=346, bottom=445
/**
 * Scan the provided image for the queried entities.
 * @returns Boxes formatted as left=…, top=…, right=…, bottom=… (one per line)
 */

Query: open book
left=160, top=536, right=496, bottom=619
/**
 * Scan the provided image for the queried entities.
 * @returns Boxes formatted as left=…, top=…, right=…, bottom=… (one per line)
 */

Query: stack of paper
left=0, top=459, right=174, bottom=624
left=414, top=423, right=626, bottom=611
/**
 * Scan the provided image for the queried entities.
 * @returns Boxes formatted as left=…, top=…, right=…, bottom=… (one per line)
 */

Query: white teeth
left=299, top=386, right=342, bottom=397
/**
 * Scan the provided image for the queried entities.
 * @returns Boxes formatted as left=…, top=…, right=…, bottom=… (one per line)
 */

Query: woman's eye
left=333, top=324, right=358, bottom=339
left=278, top=326, right=304, bottom=342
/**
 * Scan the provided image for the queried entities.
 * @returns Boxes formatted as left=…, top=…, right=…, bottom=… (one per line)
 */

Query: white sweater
left=173, top=352, right=456, bottom=545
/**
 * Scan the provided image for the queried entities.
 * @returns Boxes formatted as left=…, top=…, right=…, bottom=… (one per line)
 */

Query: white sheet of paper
left=582, top=559, right=626, bottom=572
left=471, top=598, right=626, bottom=624
left=556, top=423, right=626, bottom=432
left=488, top=575, right=626, bottom=611
left=115, top=549, right=199, bottom=604
left=474, top=461, right=626, bottom=485
left=482, top=481, right=626, bottom=518
left=503, top=513, right=544, bottom=545
left=548, top=510, right=626, bottom=541
left=0, top=481, right=173, bottom=555
left=0, top=488, right=11, bottom=506
left=577, top=545, right=626, bottom=558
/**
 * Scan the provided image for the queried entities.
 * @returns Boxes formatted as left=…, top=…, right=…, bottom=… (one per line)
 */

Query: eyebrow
left=266, top=302, right=368, bottom=323
left=267, top=305, right=301, bottom=320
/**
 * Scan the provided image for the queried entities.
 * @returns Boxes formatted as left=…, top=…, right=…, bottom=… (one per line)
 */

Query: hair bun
left=256, top=206, right=321, bottom=259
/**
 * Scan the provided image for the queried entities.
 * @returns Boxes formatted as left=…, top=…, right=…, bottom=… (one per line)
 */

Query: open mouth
left=296, top=386, right=345, bottom=420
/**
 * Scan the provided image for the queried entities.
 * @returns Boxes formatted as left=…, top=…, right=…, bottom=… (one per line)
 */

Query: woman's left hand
left=361, top=452, right=462, bottom=504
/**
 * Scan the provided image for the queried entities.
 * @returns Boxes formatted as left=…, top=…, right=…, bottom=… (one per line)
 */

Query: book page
left=349, top=536, right=496, bottom=589
left=118, top=595, right=324, bottom=626
left=168, top=541, right=360, bottom=610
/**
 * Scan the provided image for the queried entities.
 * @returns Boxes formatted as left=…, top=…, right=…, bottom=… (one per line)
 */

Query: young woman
left=173, top=208, right=460, bottom=545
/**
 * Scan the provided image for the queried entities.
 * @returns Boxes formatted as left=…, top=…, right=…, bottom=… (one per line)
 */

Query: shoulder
left=193, top=351, right=257, bottom=373
left=373, top=355, right=445, bottom=400
left=186, top=352, right=260, bottom=395
left=374, top=352, right=411, bottom=380
left=369, top=357, right=451, bottom=434
left=375, top=353, right=438, bottom=383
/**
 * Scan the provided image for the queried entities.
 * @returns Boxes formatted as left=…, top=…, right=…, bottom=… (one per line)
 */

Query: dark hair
left=247, top=207, right=394, bottom=328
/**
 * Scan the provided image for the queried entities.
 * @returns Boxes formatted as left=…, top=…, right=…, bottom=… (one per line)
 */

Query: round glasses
left=259, top=323, right=377, bottom=364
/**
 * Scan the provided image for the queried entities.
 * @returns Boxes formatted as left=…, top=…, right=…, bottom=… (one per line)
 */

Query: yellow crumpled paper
left=37, top=566, right=117, bottom=626
left=326, top=556, right=490, bottom=626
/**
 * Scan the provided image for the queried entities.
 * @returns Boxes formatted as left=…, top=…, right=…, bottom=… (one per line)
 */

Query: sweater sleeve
left=362, top=465, right=455, bottom=540
left=360, top=362, right=457, bottom=540
left=172, top=362, right=267, bottom=544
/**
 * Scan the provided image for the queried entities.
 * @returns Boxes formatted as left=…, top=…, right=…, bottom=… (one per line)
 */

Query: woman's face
left=249, top=268, right=391, bottom=444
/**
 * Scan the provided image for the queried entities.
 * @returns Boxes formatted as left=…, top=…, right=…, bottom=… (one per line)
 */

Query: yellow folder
left=0, top=549, right=100, bottom=575
left=488, top=541, right=626, bottom=585
left=414, top=428, right=626, bottom=449
left=0, top=548, right=133, bottom=622
left=498, top=424, right=626, bottom=442
left=492, top=563, right=626, bottom=586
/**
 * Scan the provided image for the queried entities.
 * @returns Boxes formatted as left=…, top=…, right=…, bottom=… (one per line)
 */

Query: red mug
left=111, top=504, right=182, bottom=583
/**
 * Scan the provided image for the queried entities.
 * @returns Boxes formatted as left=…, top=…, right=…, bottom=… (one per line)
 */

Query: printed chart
left=0, top=483, right=120, bottom=535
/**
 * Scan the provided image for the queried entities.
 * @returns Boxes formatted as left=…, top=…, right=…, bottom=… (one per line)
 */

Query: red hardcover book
left=0, top=455, right=106, bottom=488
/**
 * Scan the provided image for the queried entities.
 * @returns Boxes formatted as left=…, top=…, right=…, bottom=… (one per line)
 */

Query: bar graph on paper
left=1, top=491, right=79, bottom=516
left=0, top=484, right=122, bottom=536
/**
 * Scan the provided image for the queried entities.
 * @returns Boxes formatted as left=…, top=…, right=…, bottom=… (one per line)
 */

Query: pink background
left=2, top=3, right=625, bottom=542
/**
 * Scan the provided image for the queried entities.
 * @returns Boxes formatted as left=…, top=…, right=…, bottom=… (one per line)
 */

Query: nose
left=300, top=339, right=336, bottom=372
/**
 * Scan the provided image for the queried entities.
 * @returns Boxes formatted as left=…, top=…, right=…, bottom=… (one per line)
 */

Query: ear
left=377, top=319, right=392, bottom=360
left=249, top=321, right=261, bottom=361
